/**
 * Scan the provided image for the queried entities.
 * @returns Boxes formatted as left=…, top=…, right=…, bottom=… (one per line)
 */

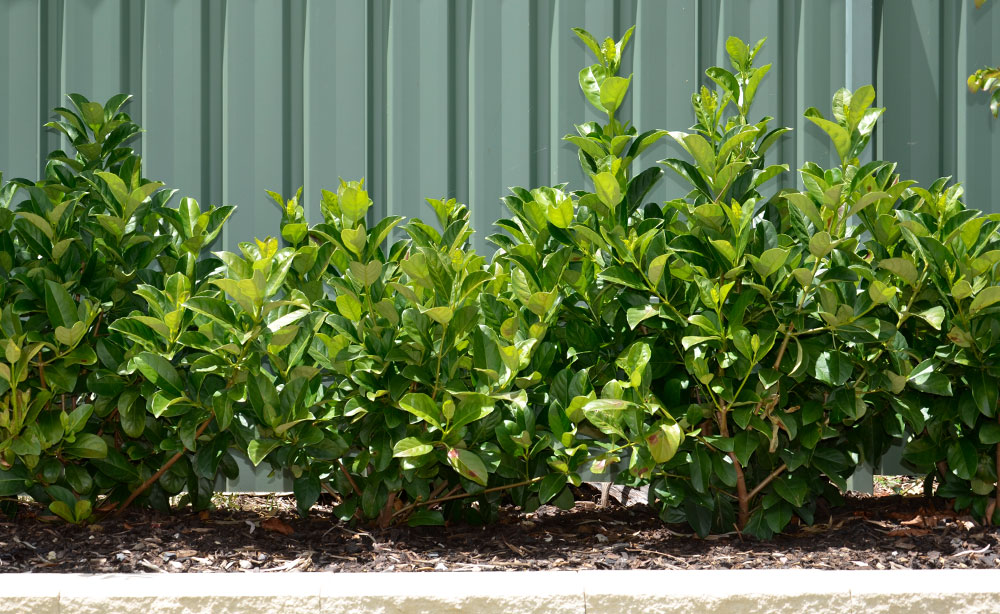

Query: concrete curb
left=2, top=570, right=999, bottom=614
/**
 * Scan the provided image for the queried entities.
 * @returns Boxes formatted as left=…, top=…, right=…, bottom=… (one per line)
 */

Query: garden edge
left=2, top=569, right=1000, bottom=614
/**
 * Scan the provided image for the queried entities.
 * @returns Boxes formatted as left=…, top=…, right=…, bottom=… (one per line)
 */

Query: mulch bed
left=2, top=483, right=998, bottom=573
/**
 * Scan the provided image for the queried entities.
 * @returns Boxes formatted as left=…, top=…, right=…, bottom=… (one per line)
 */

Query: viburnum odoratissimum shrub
left=0, top=95, right=233, bottom=521
left=4, top=24, right=1000, bottom=535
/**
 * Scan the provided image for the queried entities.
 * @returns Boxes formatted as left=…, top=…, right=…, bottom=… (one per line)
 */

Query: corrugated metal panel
left=3, top=0, right=997, bottom=248
left=878, top=0, right=999, bottom=214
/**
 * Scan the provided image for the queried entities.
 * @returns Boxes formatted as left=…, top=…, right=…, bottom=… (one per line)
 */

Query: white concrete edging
left=1, top=570, right=998, bottom=614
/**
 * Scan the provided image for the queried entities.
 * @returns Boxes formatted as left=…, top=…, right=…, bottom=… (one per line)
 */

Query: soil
left=1, top=482, right=998, bottom=573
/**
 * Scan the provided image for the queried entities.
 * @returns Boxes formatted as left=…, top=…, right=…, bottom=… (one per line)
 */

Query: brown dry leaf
left=900, top=515, right=928, bottom=527
left=887, top=528, right=931, bottom=537
left=261, top=517, right=294, bottom=536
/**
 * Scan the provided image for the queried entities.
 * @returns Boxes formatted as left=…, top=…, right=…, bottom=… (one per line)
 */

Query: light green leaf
left=784, top=192, right=823, bottom=228
left=447, top=448, right=488, bottom=486
left=579, top=64, right=610, bottom=111
left=544, top=196, right=574, bottom=228
left=805, top=114, right=851, bottom=161
left=647, top=254, right=668, bottom=287
left=399, top=393, right=443, bottom=429
left=593, top=172, right=622, bottom=209
left=791, top=268, right=813, bottom=286
left=752, top=247, right=788, bottom=278
left=808, top=232, right=834, bottom=258
left=349, top=260, right=382, bottom=287
left=339, top=185, right=371, bottom=225
left=916, top=306, right=945, bottom=330
left=424, top=306, right=454, bottom=325
left=96, top=171, right=128, bottom=206
left=17, top=211, right=54, bottom=241
left=868, top=280, right=896, bottom=304
left=392, top=437, right=434, bottom=458
left=627, top=305, right=658, bottom=330
left=599, top=75, right=631, bottom=113
left=878, top=258, right=918, bottom=285
left=336, top=294, right=363, bottom=322
left=952, top=280, right=974, bottom=301
left=281, top=223, right=308, bottom=245
left=710, top=239, right=737, bottom=264
left=526, top=291, right=557, bottom=317
left=134, top=352, right=185, bottom=397
left=247, top=439, right=281, bottom=466
left=970, top=286, right=1000, bottom=315
left=646, top=420, right=682, bottom=463
left=341, top=227, right=366, bottom=257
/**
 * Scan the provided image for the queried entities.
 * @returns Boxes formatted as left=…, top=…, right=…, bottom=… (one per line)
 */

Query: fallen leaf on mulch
left=261, top=517, right=294, bottom=536
left=887, top=528, right=931, bottom=537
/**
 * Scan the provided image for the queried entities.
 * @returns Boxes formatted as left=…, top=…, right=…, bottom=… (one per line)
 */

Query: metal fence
left=2, top=0, right=998, bottom=491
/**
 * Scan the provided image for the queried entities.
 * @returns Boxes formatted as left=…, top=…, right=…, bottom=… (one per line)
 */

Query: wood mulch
left=1, top=482, right=998, bottom=573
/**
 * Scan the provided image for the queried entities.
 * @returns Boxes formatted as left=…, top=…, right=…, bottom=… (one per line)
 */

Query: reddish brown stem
left=116, top=416, right=213, bottom=514
left=392, top=477, right=541, bottom=521
left=995, top=416, right=1000, bottom=525
left=338, top=460, right=363, bottom=497
left=717, top=410, right=749, bottom=529
left=747, top=463, right=788, bottom=500
left=731, top=456, right=750, bottom=529
left=377, top=491, right=397, bottom=528
left=37, top=357, right=46, bottom=390
left=773, top=323, right=794, bottom=370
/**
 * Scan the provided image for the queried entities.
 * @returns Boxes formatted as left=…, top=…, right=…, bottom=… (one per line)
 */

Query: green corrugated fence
left=3, top=0, right=997, bottom=251
left=2, top=0, right=998, bottom=491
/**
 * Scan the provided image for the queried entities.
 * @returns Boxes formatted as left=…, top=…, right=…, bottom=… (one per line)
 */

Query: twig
left=772, top=323, right=794, bottom=369
left=338, top=460, right=363, bottom=497
left=747, top=463, right=788, bottom=500
left=949, top=544, right=991, bottom=558
left=392, top=477, right=543, bottom=520
left=116, top=416, right=213, bottom=514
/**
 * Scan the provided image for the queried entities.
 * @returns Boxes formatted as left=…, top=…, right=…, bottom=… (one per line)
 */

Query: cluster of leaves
left=968, top=66, right=1000, bottom=118
left=2, top=25, right=999, bottom=535
left=969, top=0, right=999, bottom=118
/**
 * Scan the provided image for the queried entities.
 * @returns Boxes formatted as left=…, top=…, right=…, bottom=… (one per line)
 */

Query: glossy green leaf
left=593, top=172, right=622, bottom=209
left=538, top=473, right=567, bottom=504
left=599, top=75, right=631, bottom=113
left=399, top=393, right=443, bottom=429
left=907, top=359, right=952, bottom=396
left=392, top=437, right=434, bottom=458
left=44, top=280, right=80, bottom=328
left=447, top=448, right=488, bottom=486
left=134, top=352, right=185, bottom=397
left=813, top=350, right=852, bottom=386
left=970, top=287, right=1000, bottom=315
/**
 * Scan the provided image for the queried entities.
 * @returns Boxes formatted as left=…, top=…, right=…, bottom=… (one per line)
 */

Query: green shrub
left=2, top=24, right=999, bottom=534
left=0, top=95, right=232, bottom=520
